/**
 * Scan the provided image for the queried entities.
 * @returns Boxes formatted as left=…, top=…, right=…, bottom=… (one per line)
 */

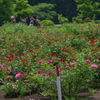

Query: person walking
left=11, top=16, right=16, bottom=24
left=29, top=16, right=34, bottom=26
left=29, top=15, right=41, bottom=28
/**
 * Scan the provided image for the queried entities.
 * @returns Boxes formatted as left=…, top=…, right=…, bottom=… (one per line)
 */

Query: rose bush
left=0, top=22, right=100, bottom=99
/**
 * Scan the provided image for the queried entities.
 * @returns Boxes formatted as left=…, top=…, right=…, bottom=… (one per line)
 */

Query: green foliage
left=75, top=0, right=100, bottom=19
left=72, top=15, right=84, bottom=23
left=83, top=17, right=92, bottom=22
left=29, top=3, right=57, bottom=21
left=13, top=0, right=33, bottom=18
left=88, top=88, right=96, bottom=95
left=58, top=14, right=69, bottom=24
left=0, top=23, right=100, bottom=98
left=95, top=20, right=100, bottom=23
left=0, top=0, right=13, bottom=22
left=28, top=0, right=78, bottom=22
left=40, top=20, right=55, bottom=26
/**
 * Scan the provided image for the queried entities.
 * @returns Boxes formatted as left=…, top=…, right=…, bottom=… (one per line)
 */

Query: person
left=11, top=16, right=16, bottom=24
left=29, top=16, right=34, bottom=26
left=29, top=15, right=41, bottom=28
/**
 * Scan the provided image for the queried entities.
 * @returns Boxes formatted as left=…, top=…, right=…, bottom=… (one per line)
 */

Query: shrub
left=58, top=14, right=69, bottom=24
left=83, top=17, right=92, bottom=23
left=40, top=20, right=55, bottom=26
left=95, top=20, right=100, bottom=23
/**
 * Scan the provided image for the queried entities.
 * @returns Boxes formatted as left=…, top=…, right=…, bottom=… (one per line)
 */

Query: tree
left=28, top=0, right=78, bottom=22
left=0, top=0, right=13, bottom=22
left=29, top=3, right=58, bottom=22
left=75, top=0, right=100, bottom=19
left=13, top=0, right=33, bottom=18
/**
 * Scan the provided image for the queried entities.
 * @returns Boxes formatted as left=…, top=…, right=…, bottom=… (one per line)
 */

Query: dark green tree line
left=28, top=0, right=78, bottom=22
left=0, top=0, right=13, bottom=22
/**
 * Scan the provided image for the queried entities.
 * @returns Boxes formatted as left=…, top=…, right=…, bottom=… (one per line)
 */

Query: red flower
left=8, top=59, right=13, bottom=61
left=59, top=68, right=63, bottom=70
left=67, top=45, right=70, bottom=47
left=34, top=47, right=39, bottom=49
left=21, top=59, right=26, bottom=62
left=98, top=25, right=100, bottom=27
left=48, top=42, right=52, bottom=45
left=32, top=55, right=37, bottom=58
left=77, top=36, right=81, bottom=38
left=50, top=54, right=56, bottom=56
left=89, top=39, right=95, bottom=43
left=10, top=54, right=14, bottom=58
left=2, top=40, right=6, bottom=42
left=5, top=54, right=14, bottom=59
left=62, top=48, right=66, bottom=52
left=2, top=37, right=6, bottom=39
left=84, top=37, right=88, bottom=40
left=90, top=45, right=94, bottom=46
left=61, top=59, right=66, bottom=62
left=20, top=53, right=24, bottom=56
left=38, top=41, right=42, bottom=43
left=5, top=55, right=10, bottom=58
left=67, top=61, right=70, bottom=64
left=44, top=41, right=47, bottom=43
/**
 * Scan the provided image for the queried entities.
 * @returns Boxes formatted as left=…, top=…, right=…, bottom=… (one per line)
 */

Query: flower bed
left=0, top=23, right=100, bottom=99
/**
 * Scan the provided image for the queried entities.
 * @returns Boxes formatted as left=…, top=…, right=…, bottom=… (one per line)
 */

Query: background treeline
left=28, top=0, right=78, bottom=22
left=0, top=0, right=100, bottom=25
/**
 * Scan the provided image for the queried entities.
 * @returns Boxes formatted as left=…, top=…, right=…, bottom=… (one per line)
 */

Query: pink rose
left=6, top=67, right=12, bottom=72
left=65, top=66, right=69, bottom=68
left=42, top=73, right=47, bottom=76
left=48, top=72, right=53, bottom=75
left=86, top=59, right=91, bottom=64
left=70, top=62, right=77, bottom=67
left=48, top=60, right=54, bottom=63
left=0, top=64, right=3, bottom=67
left=37, top=60, right=42, bottom=63
left=37, top=70, right=42, bottom=74
left=15, top=73, right=24, bottom=78
left=91, top=64, right=98, bottom=69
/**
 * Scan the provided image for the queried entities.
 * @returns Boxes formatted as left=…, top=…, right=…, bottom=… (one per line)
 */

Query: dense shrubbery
left=40, top=20, right=55, bottom=26
left=0, top=22, right=100, bottom=99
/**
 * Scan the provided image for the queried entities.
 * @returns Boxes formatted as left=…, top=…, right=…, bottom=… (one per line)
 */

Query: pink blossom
left=6, top=67, right=12, bottom=72
left=37, top=70, right=42, bottom=74
left=15, top=73, right=24, bottom=78
left=70, top=62, right=77, bottom=67
left=65, top=66, right=69, bottom=68
left=52, top=69, right=56, bottom=71
left=57, top=58, right=61, bottom=60
left=86, top=59, right=91, bottom=64
left=24, top=79, right=28, bottom=83
left=0, top=64, right=3, bottom=67
left=48, top=60, right=54, bottom=63
left=42, top=73, right=47, bottom=76
left=91, top=64, right=98, bottom=69
left=48, top=72, right=53, bottom=75
left=37, top=60, right=42, bottom=63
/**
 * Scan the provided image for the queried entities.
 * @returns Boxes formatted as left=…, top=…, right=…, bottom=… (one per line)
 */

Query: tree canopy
left=0, top=0, right=13, bottom=22
left=0, top=0, right=100, bottom=23
left=13, top=0, right=33, bottom=18
left=75, top=0, right=100, bottom=19
left=29, top=3, right=57, bottom=22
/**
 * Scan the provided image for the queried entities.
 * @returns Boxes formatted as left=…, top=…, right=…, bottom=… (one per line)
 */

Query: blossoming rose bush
left=60, top=59, right=98, bottom=96
left=0, top=23, right=100, bottom=98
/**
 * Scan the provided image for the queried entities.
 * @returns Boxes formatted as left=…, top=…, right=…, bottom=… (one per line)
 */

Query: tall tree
left=13, top=0, right=33, bottom=18
left=0, top=0, right=13, bottom=22
left=28, top=0, right=78, bottom=22
left=29, top=3, right=57, bottom=22
left=75, top=0, right=100, bottom=19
